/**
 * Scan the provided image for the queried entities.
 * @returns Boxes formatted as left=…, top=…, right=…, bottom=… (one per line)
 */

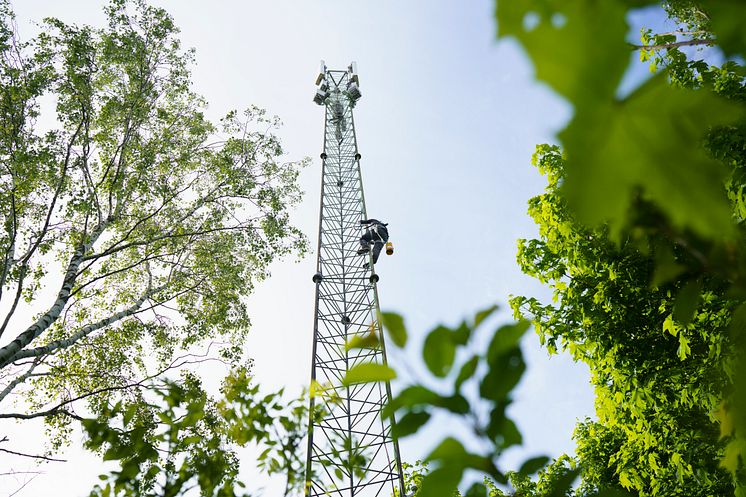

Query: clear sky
left=1, top=1, right=675, bottom=495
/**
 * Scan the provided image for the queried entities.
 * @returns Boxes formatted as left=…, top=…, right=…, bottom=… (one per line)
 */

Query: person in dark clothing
left=357, top=219, right=388, bottom=268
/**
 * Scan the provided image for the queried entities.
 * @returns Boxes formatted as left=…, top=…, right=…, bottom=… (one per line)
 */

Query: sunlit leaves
left=512, top=128, right=737, bottom=496
left=501, top=0, right=746, bottom=492
left=676, top=332, right=691, bottom=360
left=86, top=371, right=308, bottom=497
left=342, top=363, right=396, bottom=385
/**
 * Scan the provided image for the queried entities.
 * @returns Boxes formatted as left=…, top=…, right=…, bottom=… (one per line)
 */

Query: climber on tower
left=357, top=218, right=388, bottom=269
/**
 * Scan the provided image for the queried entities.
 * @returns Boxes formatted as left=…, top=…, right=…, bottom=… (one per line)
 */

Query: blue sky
left=2, top=1, right=676, bottom=495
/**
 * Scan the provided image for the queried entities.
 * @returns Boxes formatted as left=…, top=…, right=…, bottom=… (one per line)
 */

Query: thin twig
left=0, top=447, right=66, bottom=462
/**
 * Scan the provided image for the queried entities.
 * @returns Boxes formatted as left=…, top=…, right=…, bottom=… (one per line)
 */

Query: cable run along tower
left=305, top=62, right=405, bottom=497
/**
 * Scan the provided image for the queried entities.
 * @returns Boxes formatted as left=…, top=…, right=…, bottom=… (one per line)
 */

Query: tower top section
left=313, top=60, right=361, bottom=106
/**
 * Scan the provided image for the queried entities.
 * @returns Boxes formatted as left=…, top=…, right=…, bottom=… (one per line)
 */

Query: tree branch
left=0, top=263, right=28, bottom=339
left=0, top=199, right=17, bottom=305
left=632, top=38, right=715, bottom=51
left=17, top=119, right=82, bottom=266
left=0, top=346, right=224, bottom=421
left=0, top=357, right=40, bottom=404
left=7, top=283, right=164, bottom=364
left=72, top=251, right=174, bottom=297
left=82, top=223, right=254, bottom=262
left=0, top=219, right=111, bottom=368
left=0, top=447, right=66, bottom=463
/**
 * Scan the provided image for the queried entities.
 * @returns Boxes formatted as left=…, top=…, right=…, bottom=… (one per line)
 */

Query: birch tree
left=0, top=0, right=307, bottom=455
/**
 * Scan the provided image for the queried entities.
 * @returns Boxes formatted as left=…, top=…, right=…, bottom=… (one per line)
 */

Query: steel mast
left=305, top=61, right=405, bottom=497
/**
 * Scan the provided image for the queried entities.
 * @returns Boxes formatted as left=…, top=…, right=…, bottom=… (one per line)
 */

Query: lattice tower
left=304, top=62, right=405, bottom=497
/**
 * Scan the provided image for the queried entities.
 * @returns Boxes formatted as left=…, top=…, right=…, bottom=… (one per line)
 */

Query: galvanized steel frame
left=305, top=68, right=405, bottom=497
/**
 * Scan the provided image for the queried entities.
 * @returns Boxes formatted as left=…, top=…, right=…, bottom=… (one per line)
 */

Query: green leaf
left=464, top=483, right=487, bottom=497
left=423, top=326, right=457, bottom=377
left=382, top=312, right=408, bottom=348
left=699, top=1, right=746, bottom=57
left=439, top=393, right=470, bottom=415
left=418, top=465, right=463, bottom=497
left=122, top=404, right=138, bottom=427
left=498, top=1, right=742, bottom=239
left=481, top=347, right=526, bottom=402
left=560, top=74, right=739, bottom=239
left=449, top=320, right=472, bottom=346
left=181, top=435, right=201, bottom=445
left=428, top=437, right=494, bottom=472
left=673, top=279, right=702, bottom=325
left=383, top=385, right=441, bottom=417
left=103, top=445, right=122, bottom=462
left=486, top=320, right=530, bottom=364
left=519, top=455, right=550, bottom=475
left=663, top=314, right=678, bottom=337
left=455, top=356, right=480, bottom=390
left=345, top=332, right=380, bottom=351
left=118, top=459, right=141, bottom=480
left=486, top=409, right=522, bottom=450
left=497, top=1, right=631, bottom=105
left=474, top=304, right=499, bottom=328
left=343, top=363, right=396, bottom=385
left=721, top=438, right=746, bottom=473
left=428, top=437, right=469, bottom=461
left=392, top=411, right=431, bottom=438
left=677, top=333, right=691, bottom=360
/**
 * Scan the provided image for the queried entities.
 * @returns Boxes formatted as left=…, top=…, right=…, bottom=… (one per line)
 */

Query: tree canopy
left=513, top=145, right=735, bottom=496
left=0, top=0, right=306, bottom=467
left=501, top=0, right=746, bottom=495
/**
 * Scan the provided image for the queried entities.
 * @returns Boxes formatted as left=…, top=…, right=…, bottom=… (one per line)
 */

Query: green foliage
left=0, top=0, right=306, bottom=458
left=499, top=1, right=746, bottom=495
left=382, top=311, right=408, bottom=348
left=513, top=144, right=737, bottom=496
left=496, top=0, right=744, bottom=241
left=342, top=362, right=397, bottom=385
left=85, top=368, right=308, bottom=497
left=400, top=457, right=583, bottom=497
left=379, top=309, right=555, bottom=497
left=693, top=1, right=746, bottom=57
